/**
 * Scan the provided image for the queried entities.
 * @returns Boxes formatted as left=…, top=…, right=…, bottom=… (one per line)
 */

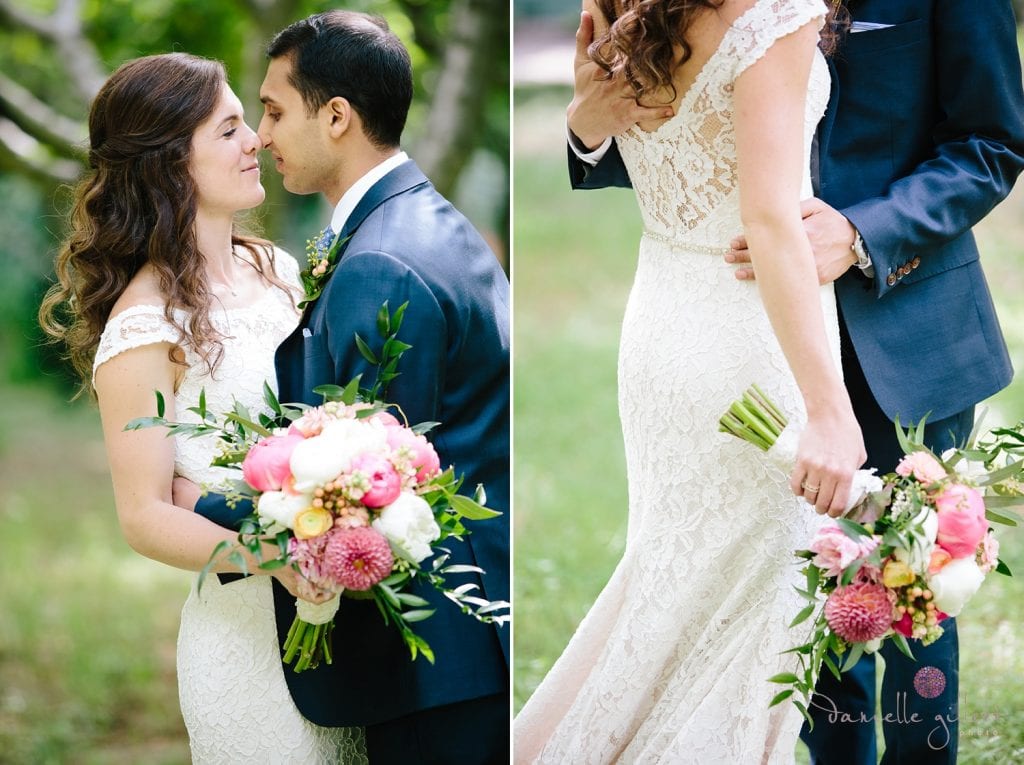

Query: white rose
left=372, top=492, right=441, bottom=564
left=929, top=557, right=985, bottom=617
left=256, top=490, right=310, bottom=531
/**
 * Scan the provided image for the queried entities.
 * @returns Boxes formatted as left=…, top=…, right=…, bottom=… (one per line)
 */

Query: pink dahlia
left=322, top=527, right=394, bottom=591
left=824, top=582, right=893, bottom=643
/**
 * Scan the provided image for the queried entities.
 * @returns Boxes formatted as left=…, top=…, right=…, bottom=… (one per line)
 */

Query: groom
left=192, top=10, right=509, bottom=763
left=565, top=2, right=1024, bottom=764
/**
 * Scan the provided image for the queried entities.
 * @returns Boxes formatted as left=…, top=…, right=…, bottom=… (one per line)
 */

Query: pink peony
left=933, top=484, right=987, bottom=558
left=386, top=427, right=441, bottom=483
left=895, top=451, right=947, bottom=484
left=322, top=527, right=394, bottom=591
left=242, top=433, right=305, bottom=492
left=350, top=454, right=402, bottom=508
left=808, top=524, right=880, bottom=578
left=824, top=582, right=894, bottom=643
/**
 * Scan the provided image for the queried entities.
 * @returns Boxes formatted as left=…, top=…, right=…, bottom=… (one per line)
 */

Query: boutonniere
left=298, top=227, right=349, bottom=309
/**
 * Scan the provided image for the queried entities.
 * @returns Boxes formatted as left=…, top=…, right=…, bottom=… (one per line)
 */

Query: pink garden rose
left=386, top=427, right=441, bottom=483
left=808, top=524, right=881, bottom=578
left=933, top=484, right=987, bottom=558
left=977, top=531, right=1000, bottom=574
left=350, top=454, right=402, bottom=508
left=895, top=451, right=947, bottom=484
left=242, top=433, right=305, bottom=492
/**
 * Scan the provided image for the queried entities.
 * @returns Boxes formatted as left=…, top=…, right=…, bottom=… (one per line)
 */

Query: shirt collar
left=329, top=151, right=410, bottom=236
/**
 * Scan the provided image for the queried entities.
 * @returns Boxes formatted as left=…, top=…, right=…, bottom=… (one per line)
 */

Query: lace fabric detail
left=515, top=2, right=836, bottom=763
left=94, top=250, right=366, bottom=762
left=616, top=0, right=828, bottom=249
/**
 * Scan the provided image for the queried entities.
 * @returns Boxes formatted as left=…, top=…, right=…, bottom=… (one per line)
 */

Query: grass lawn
left=512, top=85, right=1024, bottom=763
left=0, top=383, right=191, bottom=764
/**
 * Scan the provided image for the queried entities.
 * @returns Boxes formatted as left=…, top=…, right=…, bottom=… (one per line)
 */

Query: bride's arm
left=94, top=343, right=303, bottom=590
left=734, top=18, right=865, bottom=517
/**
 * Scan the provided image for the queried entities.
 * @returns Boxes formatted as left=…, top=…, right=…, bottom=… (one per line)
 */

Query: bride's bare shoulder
left=106, top=265, right=166, bottom=321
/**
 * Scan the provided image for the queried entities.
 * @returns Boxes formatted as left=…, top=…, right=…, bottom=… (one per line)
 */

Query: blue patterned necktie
left=313, top=226, right=336, bottom=258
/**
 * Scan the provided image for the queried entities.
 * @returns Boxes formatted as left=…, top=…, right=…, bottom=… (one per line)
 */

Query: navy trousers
left=365, top=692, right=508, bottom=764
left=800, top=308, right=970, bottom=765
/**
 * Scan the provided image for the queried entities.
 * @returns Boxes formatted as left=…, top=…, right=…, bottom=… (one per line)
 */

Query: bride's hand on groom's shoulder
left=727, top=199, right=859, bottom=285
left=567, top=5, right=674, bottom=151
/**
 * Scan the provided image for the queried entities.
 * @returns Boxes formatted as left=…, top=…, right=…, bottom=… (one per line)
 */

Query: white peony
left=289, top=419, right=390, bottom=492
left=256, top=490, right=310, bottom=531
left=929, top=557, right=985, bottom=617
left=372, top=492, right=441, bottom=563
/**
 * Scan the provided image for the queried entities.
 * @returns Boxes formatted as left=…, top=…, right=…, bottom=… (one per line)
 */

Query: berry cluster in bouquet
left=128, top=301, right=508, bottom=671
left=720, top=385, right=1023, bottom=720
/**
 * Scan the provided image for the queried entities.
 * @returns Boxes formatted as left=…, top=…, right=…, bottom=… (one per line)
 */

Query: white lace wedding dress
left=515, top=1, right=837, bottom=763
left=93, top=251, right=367, bottom=764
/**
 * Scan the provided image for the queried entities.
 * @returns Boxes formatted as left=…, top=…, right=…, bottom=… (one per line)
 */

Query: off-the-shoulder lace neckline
left=105, top=281, right=287, bottom=325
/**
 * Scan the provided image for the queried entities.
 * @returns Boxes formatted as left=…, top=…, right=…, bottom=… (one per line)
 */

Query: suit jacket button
left=911, top=256, right=921, bottom=268
left=887, top=272, right=897, bottom=286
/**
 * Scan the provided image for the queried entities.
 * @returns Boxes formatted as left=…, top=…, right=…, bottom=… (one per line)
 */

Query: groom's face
left=258, top=55, right=333, bottom=196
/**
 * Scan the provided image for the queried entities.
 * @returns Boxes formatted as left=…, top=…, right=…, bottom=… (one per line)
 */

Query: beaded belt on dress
left=642, top=229, right=728, bottom=255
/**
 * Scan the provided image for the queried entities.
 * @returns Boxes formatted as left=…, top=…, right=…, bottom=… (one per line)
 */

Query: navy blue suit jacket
left=570, top=0, right=1024, bottom=423
left=197, top=160, right=510, bottom=727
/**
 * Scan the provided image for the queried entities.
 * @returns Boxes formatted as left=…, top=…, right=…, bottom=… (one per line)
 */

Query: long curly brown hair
left=39, top=53, right=287, bottom=396
left=590, top=0, right=849, bottom=106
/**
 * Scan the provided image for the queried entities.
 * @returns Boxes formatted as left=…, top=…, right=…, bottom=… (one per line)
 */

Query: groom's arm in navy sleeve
left=194, top=493, right=253, bottom=531
left=568, top=139, right=632, bottom=190
left=323, top=249, right=446, bottom=425
left=841, top=1, right=1024, bottom=298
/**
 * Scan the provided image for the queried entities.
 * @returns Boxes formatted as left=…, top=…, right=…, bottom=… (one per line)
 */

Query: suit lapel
left=335, top=160, right=430, bottom=246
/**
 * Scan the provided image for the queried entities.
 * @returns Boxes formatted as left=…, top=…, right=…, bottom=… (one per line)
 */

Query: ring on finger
left=800, top=480, right=820, bottom=494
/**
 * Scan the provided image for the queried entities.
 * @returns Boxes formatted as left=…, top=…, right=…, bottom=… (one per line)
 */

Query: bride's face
left=189, top=83, right=265, bottom=216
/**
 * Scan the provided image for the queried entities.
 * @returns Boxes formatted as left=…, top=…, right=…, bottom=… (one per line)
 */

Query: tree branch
left=0, top=72, right=87, bottom=160
left=0, top=117, right=83, bottom=187
left=413, top=0, right=505, bottom=196
left=0, top=0, right=106, bottom=103
left=393, top=0, right=443, bottom=59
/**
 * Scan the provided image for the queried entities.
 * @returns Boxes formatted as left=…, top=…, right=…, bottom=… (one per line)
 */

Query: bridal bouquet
left=128, top=302, right=509, bottom=671
left=720, top=386, right=1023, bottom=719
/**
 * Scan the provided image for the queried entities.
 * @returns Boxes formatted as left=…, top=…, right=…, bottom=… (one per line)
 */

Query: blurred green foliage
left=0, top=0, right=508, bottom=393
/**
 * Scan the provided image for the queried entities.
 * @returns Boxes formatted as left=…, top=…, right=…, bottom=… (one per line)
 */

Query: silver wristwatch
left=851, top=230, right=872, bottom=271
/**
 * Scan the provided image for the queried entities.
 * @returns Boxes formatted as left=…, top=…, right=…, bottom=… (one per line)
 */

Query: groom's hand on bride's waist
left=567, top=7, right=674, bottom=152
left=726, top=198, right=859, bottom=285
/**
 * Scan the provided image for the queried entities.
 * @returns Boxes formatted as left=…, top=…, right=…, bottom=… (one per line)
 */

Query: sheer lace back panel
left=617, top=0, right=829, bottom=249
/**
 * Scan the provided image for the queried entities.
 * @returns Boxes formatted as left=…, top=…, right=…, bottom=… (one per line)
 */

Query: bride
left=39, top=53, right=366, bottom=763
left=515, top=0, right=865, bottom=762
